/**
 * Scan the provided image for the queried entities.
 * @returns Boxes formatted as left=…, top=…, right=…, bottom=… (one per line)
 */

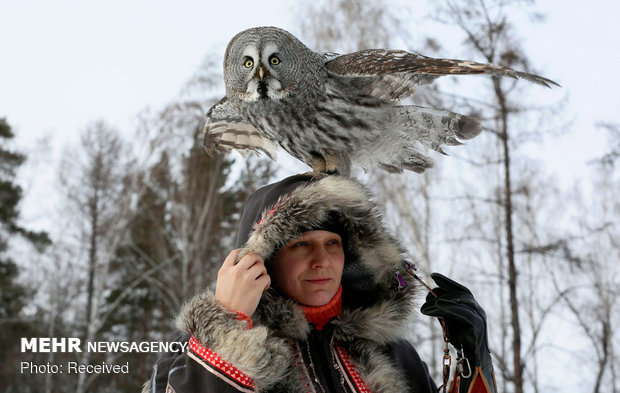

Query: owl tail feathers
left=379, top=151, right=434, bottom=174
left=373, top=106, right=482, bottom=173
left=397, top=105, right=482, bottom=153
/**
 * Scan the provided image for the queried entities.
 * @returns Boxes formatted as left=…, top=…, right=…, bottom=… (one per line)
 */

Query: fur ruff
left=176, top=291, right=292, bottom=391
left=178, top=175, right=421, bottom=392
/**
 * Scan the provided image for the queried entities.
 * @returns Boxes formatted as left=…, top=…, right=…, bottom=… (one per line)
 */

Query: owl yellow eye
left=269, top=55, right=280, bottom=65
left=244, top=58, right=254, bottom=68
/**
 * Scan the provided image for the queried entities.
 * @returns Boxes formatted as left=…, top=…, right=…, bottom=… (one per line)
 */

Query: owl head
left=223, top=26, right=323, bottom=103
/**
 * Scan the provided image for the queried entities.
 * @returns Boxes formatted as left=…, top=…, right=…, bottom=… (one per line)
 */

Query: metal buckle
left=457, top=356, right=472, bottom=379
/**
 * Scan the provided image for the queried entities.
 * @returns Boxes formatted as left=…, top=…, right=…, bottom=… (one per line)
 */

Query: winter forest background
left=1, top=1, right=619, bottom=392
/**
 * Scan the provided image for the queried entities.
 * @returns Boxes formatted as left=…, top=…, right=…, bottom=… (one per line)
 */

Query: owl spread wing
left=324, top=49, right=560, bottom=102
left=203, top=97, right=278, bottom=159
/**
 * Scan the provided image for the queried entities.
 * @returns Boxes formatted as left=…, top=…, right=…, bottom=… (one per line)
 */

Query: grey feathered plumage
left=204, top=26, right=559, bottom=175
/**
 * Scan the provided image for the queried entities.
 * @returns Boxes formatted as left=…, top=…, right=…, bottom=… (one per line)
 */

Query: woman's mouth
left=305, top=278, right=331, bottom=285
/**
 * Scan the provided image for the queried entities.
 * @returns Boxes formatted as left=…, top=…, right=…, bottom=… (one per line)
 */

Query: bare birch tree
left=425, top=1, right=564, bottom=392
left=546, top=124, right=620, bottom=393
left=58, top=120, right=138, bottom=393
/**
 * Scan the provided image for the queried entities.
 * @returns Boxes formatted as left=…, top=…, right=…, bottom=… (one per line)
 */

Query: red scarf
left=300, top=285, right=343, bottom=330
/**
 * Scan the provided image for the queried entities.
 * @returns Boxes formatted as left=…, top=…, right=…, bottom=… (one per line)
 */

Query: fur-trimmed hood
left=166, top=173, right=430, bottom=393
left=235, top=173, right=420, bottom=344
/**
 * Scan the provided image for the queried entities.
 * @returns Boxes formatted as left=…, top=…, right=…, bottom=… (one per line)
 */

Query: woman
left=144, top=173, right=496, bottom=393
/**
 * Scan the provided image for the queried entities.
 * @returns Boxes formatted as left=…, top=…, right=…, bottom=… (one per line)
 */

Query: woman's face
left=271, top=230, right=344, bottom=306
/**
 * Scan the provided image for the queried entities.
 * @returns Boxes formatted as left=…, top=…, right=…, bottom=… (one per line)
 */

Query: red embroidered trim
left=255, top=203, right=280, bottom=229
left=234, top=311, right=254, bottom=329
left=189, top=336, right=256, bottom=390
left=468, top=367, right=492, bottom=393
left=335, top=346, right=372, bottom=393
left=255, top=207, right=275, bottom=228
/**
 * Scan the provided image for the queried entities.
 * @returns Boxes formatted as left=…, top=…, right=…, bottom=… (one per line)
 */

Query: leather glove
left=420, top=273, right=497, bottom=393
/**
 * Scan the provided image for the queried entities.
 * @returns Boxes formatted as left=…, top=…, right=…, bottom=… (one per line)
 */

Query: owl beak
left=258, top=66, right=265, bottom=80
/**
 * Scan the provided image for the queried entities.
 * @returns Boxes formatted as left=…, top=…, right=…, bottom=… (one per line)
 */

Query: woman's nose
left=310, top=246, right=330, bottom=268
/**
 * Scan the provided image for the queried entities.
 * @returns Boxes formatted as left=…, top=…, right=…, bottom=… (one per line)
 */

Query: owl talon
left=324, top=153, right=351, bottom=177
left=310, top=154, right=327, bottom=173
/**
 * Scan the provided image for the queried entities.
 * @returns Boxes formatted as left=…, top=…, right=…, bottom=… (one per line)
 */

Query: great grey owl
left=203, top=26, right=558, bottom=175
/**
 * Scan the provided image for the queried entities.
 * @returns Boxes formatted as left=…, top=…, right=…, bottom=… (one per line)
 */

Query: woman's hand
left=214, top=249, right=271, bottom=317
left=420, top=273, right=497, bottom=393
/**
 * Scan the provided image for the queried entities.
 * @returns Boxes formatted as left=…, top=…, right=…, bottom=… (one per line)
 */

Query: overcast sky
left=1, top=0, right=619, bottom=233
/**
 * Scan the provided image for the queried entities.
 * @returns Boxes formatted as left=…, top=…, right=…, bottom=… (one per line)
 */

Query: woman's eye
left=269, top=55, right=280, bottom=65
left=244, top=58, right=254, bottom=68
left=290, top=240, right=310, bottom=248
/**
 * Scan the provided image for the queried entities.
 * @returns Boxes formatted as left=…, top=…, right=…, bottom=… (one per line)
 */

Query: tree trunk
left=494, top=77, right=523, bottom=393
left=85, top=189, right=99, bottom=339
left=77, top=193, right=99, bottom=393
left=44, top=290, right=57, bottom=393
left=593, top=320, right=610, bottom=393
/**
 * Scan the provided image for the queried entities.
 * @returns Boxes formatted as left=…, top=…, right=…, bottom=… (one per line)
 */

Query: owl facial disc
left=231, top=41, right=295, bottom=102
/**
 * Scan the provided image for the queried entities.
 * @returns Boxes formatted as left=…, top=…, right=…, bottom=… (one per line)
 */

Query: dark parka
left=143, top=174, right=437, bottom=393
